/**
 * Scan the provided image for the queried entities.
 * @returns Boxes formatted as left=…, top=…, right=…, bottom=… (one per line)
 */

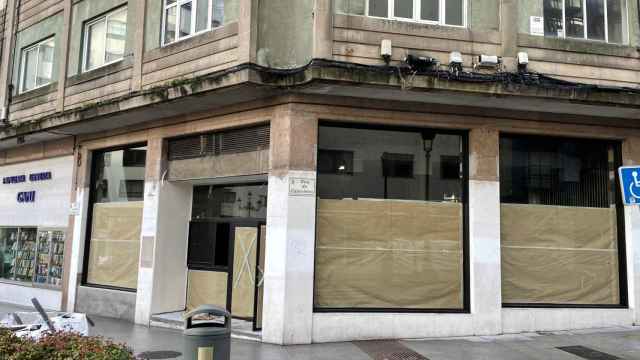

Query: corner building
left=0, top=0, right=639, bottom=344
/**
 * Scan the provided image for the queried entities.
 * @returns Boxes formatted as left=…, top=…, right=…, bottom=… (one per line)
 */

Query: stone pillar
left=55, top=0, right=72, bottom=112
left=134, top=137, right=165, bottom=325
left=313, top=0, right=332, bottom=59
left=131, top=0, right=148, bottom=91
left=0, top=0, right=17, bottom=115
left=262, top=104, right=318, bottom=345
left=500, top=0, right=518, bottom=72
left=468, top=127, right=502, bottom=334
left=64, top=145, right=91, bottom=312
left=622, top=137, right=640, bottom=324
left=238, top=0, right=257, bottom=63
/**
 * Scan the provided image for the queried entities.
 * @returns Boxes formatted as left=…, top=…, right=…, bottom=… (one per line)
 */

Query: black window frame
left=81, top=142, right=147, bottom=293
left=499, top=133, right=628, bottom=309
left=312, top=121, right=470, bottom=314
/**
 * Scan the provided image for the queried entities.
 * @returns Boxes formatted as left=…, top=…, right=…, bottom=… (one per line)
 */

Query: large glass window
left=20, top=38, right=55, bottom=93
left=314, top=124, right=466, bottom=310
left=83, top=7, right=128, bottom=72
left=0, top=227, right=65, bottom=287
left=542, top=0, right=626, bottom=43
left=85, top=145, right=147, bottom=290
left=367, top=0, right=465, bottom=26
left=500, top=135, right=622, bottom=306
left=163, top=0, right=226, bottom=45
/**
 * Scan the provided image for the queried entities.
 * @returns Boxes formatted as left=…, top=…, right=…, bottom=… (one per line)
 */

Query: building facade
left=0, top=0, right=639, bottom=345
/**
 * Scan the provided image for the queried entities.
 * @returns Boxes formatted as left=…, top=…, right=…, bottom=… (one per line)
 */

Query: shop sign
left=3, top=175, right=26, bottom=184
left=3, top=171, right=53, bottom=203
left=17, top=191, right=36, bottom=203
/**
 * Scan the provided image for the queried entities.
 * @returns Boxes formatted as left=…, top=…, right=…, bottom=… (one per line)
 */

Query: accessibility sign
left=619, top=166, right=640, bottom=205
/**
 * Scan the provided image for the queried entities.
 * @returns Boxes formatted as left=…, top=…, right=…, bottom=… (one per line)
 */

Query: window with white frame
left=83, top=7, right=128, bottom=72
left=163, top=0, right=225, bottom=45
left=367, top=0, right=466, bottom=27
left=20, top=38, right=55, bottom=94
left=543, top=0, right=626, bottom=43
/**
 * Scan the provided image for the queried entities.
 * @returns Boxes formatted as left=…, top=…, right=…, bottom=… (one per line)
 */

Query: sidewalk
left=3, top=302, right=640, bottom=359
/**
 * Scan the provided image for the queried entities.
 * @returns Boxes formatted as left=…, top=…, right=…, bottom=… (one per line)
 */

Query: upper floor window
left=83, top=6, right=127, bottom=72
left=20, top=38, right=55, bottom=94
left=543, top=0, right=626, bottom=44
left=367, top=0, right=466, bottom=27
left=163, top=0, right=225, bottom=45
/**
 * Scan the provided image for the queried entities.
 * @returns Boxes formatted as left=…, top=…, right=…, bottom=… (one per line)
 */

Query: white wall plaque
left=289, top=178, right=315, bottom=196
left=530, top=16, right=544, bottom=36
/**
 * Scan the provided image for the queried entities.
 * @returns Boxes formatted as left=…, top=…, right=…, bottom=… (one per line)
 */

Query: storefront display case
left=0, top=227, right=65, bottom=288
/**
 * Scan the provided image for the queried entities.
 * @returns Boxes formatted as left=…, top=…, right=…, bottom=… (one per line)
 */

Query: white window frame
left=545, top=0, right=629, bottom=44
left=19, top=37, right=55, bottom=94
left=161, top=0, right=218, bottom=46
left=82, top=6, right=128, bottom=73
left=365, top=0, right=467, bottom=28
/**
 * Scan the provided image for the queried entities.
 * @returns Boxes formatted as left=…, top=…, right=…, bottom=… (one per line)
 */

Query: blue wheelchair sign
left=619, top=166, right=640, bottom=205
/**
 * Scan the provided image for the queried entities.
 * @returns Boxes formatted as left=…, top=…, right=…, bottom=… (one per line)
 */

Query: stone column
left=0, top=0, right=17, bottom=116
left=313, top=0, right=332, bottom=60
left=262, top=104, right=318, bottom=345
left=468, top=127, right=502, bottom=334
left=134, top=137, right=165, bottom=325
left=622, top=137, right=640, bottom=324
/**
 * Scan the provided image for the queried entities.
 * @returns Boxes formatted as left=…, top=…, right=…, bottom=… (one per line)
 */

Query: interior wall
left=150, top=181, right=191, bottom=314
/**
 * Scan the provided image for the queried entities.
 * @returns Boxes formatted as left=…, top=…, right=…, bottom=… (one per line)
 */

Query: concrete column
left=134, top=137, right=165, bottom=325
left=262, top=105, right=318, bottom=345
left=0, top=0, right=16, bottom=115
left=313, top=0, right=332, bottom=59
left=622, top=137, right=640, bottom=324
left=64, top=145, right=91, bottom=312
left=237, top=0, right=257, bottom=63
left=500, top=0, right=518, bottom=72
left=468, top=127, right=502, bottom=334
left=55, top=0, right=72, bottom=112
left=131, top=0, right=147, bottom=91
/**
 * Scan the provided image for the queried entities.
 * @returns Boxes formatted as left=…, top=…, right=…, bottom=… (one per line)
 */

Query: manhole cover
left=354, top=340, right=429, bottom=360
left=136, top=350, right=182, bottom=359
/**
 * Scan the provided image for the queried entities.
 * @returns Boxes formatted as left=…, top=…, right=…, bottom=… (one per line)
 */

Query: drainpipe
left=2, top=0, right=21, bottom=125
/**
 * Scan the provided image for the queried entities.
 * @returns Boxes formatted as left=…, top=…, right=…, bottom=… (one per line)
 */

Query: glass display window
left=0, top=227, right=65, bottom=288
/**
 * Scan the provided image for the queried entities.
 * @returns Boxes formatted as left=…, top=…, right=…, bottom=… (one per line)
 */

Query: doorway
left=185, top=183, right=267, bottom=331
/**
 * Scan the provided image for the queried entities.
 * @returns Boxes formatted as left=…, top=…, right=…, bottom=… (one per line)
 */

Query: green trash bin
left=183, top=305, right=231, bottom=360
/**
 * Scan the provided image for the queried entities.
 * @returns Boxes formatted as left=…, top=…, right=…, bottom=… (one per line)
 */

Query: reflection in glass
left=368, top=0, right=388, bottom=17
left=196, top=0, right=209, bottom=32
left=544, top=0, right=564, bottom=36
left=586, top=0, right=606, bottom=40
left=607, top=0, right=624, bottom=43
left=565, top=0, right=585, bottom=38
left=164, top=6, right=177, bottom=43
left=86, top=20, right=106, bottom=70
left=105, top=9, right=127, bottom=63
left=192, top=184, right=268, bottom=220
left=421, top=0, right=439, bottom=21
left=180, top=2, right=193, bottom=38
left=394, top=0, right=413, bottom=18
left=445, top=0, right=464, bottom=25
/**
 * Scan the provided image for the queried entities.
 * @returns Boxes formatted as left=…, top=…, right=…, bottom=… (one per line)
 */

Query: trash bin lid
left=184, top=326, right=231, bottom=336
left=184, top=305, right=230, bottom=321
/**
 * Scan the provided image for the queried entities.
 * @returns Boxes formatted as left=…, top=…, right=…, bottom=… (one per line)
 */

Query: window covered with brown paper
left=86, top=145, right=147, bottom=290
left=500, top=136, right=621, bottom=305
left=314, top=125, right=465, bottom=310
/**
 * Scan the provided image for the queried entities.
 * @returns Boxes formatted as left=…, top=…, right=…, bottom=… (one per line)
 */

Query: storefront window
left=500, top=135, right=622, bottom=305
left=85, top=145, right=147, bottom=290
left=0, top=227, right=65, bottom=287
left=314, top=124, right=466, bottom=310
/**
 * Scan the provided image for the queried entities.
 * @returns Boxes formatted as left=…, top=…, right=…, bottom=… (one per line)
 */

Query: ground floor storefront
left=0, top=141, right=74, bottom=310
left=4, top=101, right=638, bottom=344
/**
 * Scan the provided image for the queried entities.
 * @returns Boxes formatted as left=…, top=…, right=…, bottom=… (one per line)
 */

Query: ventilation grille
left=168, top=125, right=269, bottom=161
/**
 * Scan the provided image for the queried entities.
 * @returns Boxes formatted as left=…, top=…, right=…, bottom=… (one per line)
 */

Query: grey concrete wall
left=257, top=0, right=313, bottom=68
left=144, top=0, right=239, bottom=52
left=12, top=12, right=64, bottom=95
left=75, top=286, right=136, bottom=322
left=67, top=0, right=134, bottom=77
